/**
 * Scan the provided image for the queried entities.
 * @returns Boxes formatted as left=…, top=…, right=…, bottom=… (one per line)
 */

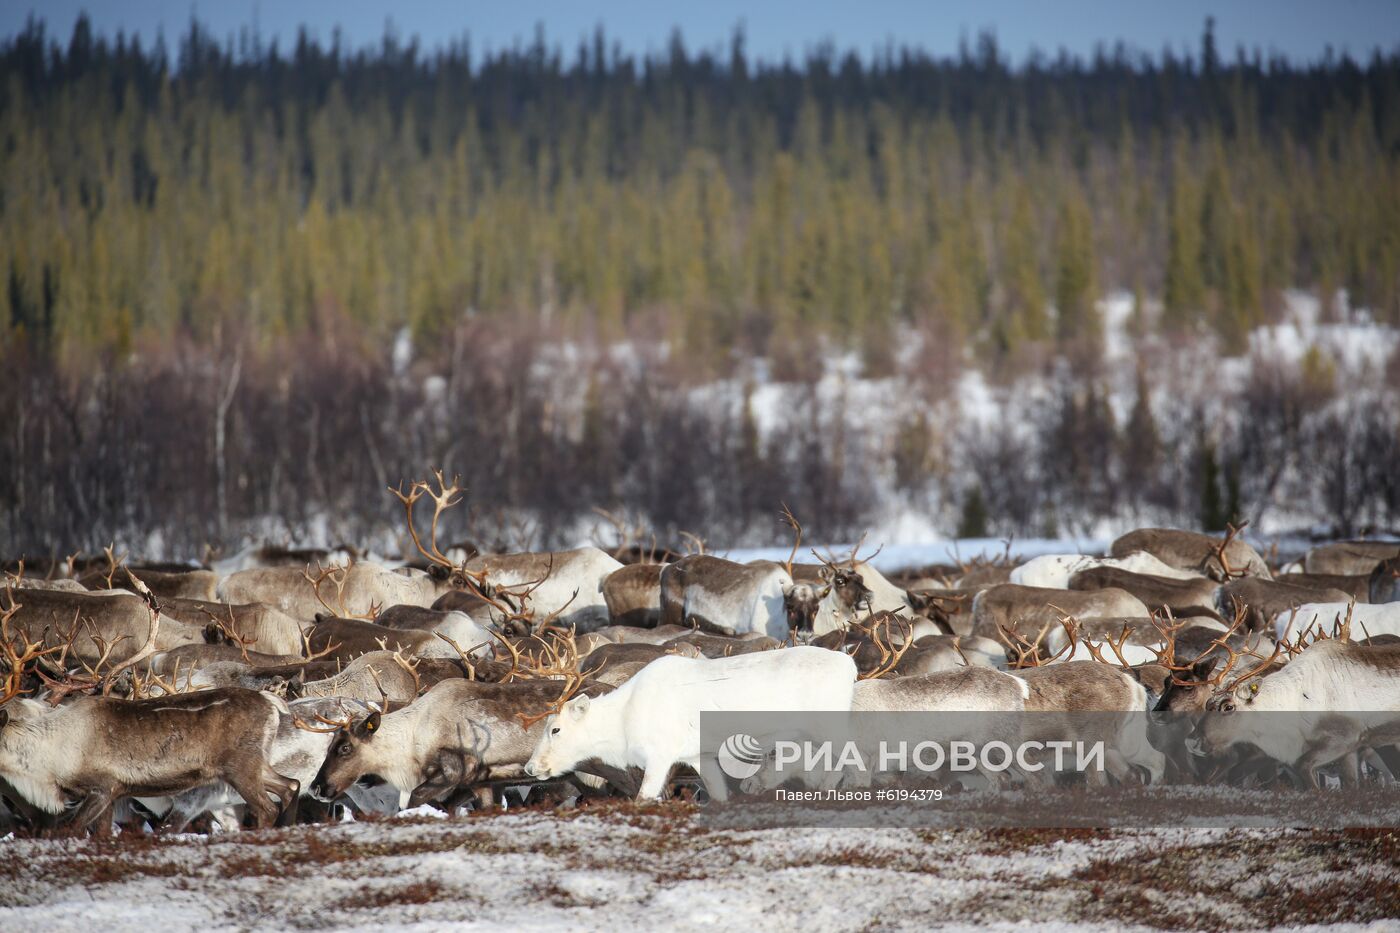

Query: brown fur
left=589, top=624, right=691, bottom=644
left=1068, top=566, right=1221, bottom=619
left=1110, top=528, right=1271, bottom=581
left=578, top=641, right=701, bottom=678
left=603, top=563, right=664, bottom=628
left=303, top=616, right=442, bottom=664
left=0, top=688, right=296, bottom=831
left=6, top=588, right=210, bottom=666
left=1217, top=577, right=1353, bottom=632
left=159, top=597, right=307, bottom=656
left=1302, top=540, right=1400, bottom=576
left=666, top=632, right=782, bottom=658
left=311, top=678, right=613, bottom=801
left=956, top=565, right=1015, bottom=588
left=1014, top=661, right=1143, bottom=711
left=78, top=566, right=218, bottom=602
left=971, top=584, right=1149, bottom=642
left=659, top=555, right=783, bottom=630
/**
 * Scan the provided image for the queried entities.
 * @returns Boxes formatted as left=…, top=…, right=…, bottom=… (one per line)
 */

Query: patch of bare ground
left=1066, top=829, right=1400, bottom=930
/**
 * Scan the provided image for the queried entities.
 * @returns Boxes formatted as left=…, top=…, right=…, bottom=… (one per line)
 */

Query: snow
left=1, top=805, right=1392, bottom=930
left=723, top=537, right=1108, bottom=573
left=110, top=287, right=1400, bottom=562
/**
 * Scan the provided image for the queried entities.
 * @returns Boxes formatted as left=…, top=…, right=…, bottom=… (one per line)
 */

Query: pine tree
left=957, top=485, right=990, bottom=539
left=1053, top=187, right=1098, bottom=347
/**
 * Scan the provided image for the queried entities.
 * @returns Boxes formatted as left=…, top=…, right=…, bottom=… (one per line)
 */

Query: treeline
left=3, top=319, right=1397, bottom=559
left=3, top=16, right=1400, bottom=366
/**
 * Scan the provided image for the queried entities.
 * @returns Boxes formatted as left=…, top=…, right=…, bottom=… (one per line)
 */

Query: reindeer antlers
left=1, top=594, right=68, bottom=705
left=857, top=613, right=913, bottom=680
left=997, top=615, right=1077, bottom=668
left=391, top=470, right=470, bottom=572
left=302, top=561, right=380, bottom=621
left=1210, top=521, right=1250, bottom=581
left=780, top=503, right=802, bottom=578
left=1082, top=623, right=1136, bottom=668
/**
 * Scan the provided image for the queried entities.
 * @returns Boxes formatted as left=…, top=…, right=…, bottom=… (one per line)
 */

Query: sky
left=4, top=1, right=1400, bottom=66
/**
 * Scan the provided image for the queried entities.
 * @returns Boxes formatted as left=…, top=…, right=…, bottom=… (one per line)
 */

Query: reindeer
left=0, top=688, right=298, bottom=831
left=290, top=649, right=439, bottom=708
left=1013, top=551, right=1206, bottom=588
left=1302, top=540, right=1400, bottom=576
left=390, top=472, right=621, bottom=632
left=77, top=565, right=218, bottom=602
left=1011, top=659, right=1167, bottom=784
left=740, top=665, right=1030, bottom=795
left=590, top=624, right=698, bottom=645
left=525, top=646, right=857, bottom=801
left=1278, top=571, right=1374, bottom=603
left=151, top=696, right=382, bottom=831
left=1371, top=556, right=1400, bottom=604
left=971, top=583, right=1150, bottom=644
left=602, top=562, right=665, bottom=629
left=1195, top=636, right=1400, bottom=788
left=159, top=597, right=308, bottom=656
left=659, top=555, right=793, bottom=638
left=310, top=634, right=615, bottom=808
left=665, top=631, right=783, bottom=658
left=1068, top=566, right=1221, bottom=619
left=211, top=543, right=358, bottom=577
left=4, top=586, right=207, bottom=669
left=1109, top=524, right=1272, bottom=582
left=1274, top=601, right=1400, bottom=641
left=1216, top=577, right=1354, bottom=632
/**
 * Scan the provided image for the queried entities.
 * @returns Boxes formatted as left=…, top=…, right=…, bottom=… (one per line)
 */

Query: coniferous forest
left=2, top=15, right=1399, bottom=556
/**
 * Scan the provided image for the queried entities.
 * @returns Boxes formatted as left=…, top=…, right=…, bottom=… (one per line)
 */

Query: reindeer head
left=308, top=708, right=386, bottom=800
left=822, top=566, right=874, bottom=615
left=523, top=691, right=595, bottom=780
left=1370, top=556, right=1400, bottom=604
left=782, top=583, right=823, bottom=633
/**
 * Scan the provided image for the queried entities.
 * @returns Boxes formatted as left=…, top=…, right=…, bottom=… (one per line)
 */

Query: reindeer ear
left=566, top=695, right=591, bottom=719
left=355, top=711, right=381, bottom=738
left=818, top=567, right=832, bottom=582
left=427, top=564, right=450, bottom=581
left=0, top=708, right=8, bottom=732
left=1191, top=658, right=1215, bottom=681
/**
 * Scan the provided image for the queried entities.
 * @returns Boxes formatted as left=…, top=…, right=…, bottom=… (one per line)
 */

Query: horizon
left=5, top=1, right=1400, bottom=69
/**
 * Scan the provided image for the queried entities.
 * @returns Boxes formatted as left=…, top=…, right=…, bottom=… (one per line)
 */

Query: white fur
left=1274, top=602, right=1400, bottom=642
left=1011, top=551, right=1205, bottom=589
left=1198, top=639, right=1400, bottom=780
left=525, top=647, right=857, bottom=800
left=681, top=566, right=793, bottom=639
left=468, top=547, right=622, bottom=631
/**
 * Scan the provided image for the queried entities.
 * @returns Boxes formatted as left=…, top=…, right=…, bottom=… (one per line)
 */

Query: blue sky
left=6, top=1, right=1400, bottom=65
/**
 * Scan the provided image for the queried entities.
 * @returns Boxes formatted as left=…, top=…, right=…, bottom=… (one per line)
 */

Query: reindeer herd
left=1, top=474, right=1399, bottom=835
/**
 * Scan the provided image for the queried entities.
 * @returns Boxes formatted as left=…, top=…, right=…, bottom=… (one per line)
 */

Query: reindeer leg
left=697, top=756, right=730, bottom=803
left=67, top=787, right=117, bottom=835
left=1361, top=747, right=1397, bottom=785
left=635, top=759, right=673, bottom=801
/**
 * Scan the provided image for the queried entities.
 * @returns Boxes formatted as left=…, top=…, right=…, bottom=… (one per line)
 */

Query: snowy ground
left=2, top=802, right=1398, bottom=930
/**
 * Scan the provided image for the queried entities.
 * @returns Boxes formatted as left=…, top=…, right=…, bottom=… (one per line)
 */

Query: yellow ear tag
left=1249, top=683, right=1259, bottom=694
